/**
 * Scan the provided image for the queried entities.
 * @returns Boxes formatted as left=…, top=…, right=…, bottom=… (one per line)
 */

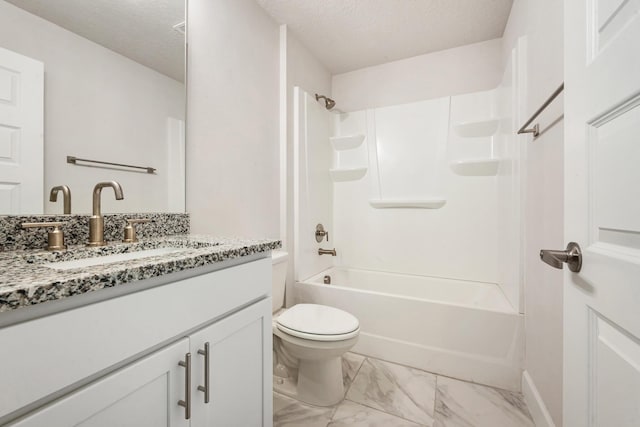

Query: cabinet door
left=190, top=298, right=272, bottom=427
left=10, top=338, right=191, bottom=427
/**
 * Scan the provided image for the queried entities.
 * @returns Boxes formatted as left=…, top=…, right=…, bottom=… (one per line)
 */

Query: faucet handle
left=22, top=222, right=67, bottom=251
left=315, top=223, right=329, bottom=242
left=123, top=218, right=151, bottom=243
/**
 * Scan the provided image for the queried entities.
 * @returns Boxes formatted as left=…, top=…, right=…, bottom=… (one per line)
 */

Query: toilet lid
left=276, top=304, right=359, bottom=338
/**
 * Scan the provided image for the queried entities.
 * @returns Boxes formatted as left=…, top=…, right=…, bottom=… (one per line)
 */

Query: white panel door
left=564, top=0, right=640, bottom=426
left=11, top=338, right=190, bottom=427
left=0, top=47, right=43, bottom=214
left=190, top=299, right=272, bottom=427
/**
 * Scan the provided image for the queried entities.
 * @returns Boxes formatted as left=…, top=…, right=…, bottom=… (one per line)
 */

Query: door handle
left=540, top=242, right=582, bottom=272
left=197, top=342, right=210, bottom=403
left=178, top=353, right=191, bottom=419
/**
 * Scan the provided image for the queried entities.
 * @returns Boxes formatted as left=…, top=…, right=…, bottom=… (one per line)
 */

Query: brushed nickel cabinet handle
left=178, top=353, right=191, bottom=419
left=197, top=342, right=210, bottom=403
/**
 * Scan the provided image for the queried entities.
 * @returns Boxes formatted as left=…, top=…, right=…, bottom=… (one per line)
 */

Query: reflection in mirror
left=0, top=0, right=186, bottom=215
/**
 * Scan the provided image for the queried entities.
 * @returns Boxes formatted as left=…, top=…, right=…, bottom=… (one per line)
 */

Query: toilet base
left=273, top=374, right=298, bottom=398
left=297, top=356, right=345, bottom=406
left=272, top=357, right=346, bottom=407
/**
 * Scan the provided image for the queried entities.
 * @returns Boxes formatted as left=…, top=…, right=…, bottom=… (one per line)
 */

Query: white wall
left=281, top=26, right=332, bottom=306
left=0, top=1, right=185, bottom=215
left=332, top=39, right=503, bottom=112
left=503, top=0, right=565, bottom=425
left=187, top=0, right=279, bottom=237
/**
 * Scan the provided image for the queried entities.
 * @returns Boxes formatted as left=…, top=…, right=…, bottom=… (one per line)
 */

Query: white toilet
left=271, top=250, right=359, bottom=406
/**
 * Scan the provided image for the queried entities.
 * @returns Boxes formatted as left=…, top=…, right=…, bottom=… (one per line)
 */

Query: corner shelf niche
left=330, top=167, right=367, bottom=182
left=330, top=134, right=365, bottom=151
left=453, top=119, right=499, bottom=138
left=450, top=158, right=500, bottom=176
left=369, top=199, right=446, bottom=209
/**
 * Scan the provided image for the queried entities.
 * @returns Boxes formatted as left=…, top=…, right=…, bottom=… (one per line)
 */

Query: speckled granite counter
left=0, top=213, right=189, bottom=251
left=0, top=235, right=281, bottom=313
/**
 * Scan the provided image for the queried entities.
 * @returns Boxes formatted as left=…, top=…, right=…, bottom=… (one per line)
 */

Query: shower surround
left=292, top=41, right=525, bottom=391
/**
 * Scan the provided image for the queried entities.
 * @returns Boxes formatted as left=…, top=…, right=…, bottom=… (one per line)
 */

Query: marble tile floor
left=274, top=353, right=535, bottom=427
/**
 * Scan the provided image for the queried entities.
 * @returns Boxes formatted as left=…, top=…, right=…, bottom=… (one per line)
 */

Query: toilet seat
left=275, top=304, right=360, bottom=342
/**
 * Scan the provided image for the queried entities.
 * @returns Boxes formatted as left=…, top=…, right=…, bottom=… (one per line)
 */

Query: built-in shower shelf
left=453, top=119, right=499, bottom=138
left=330, top=134, right=365, bottom=150
left=330, top=167, right=367, bottom=182
left=450, top=158, right=500, bottom=176
left=369, top=199, right=446, bottom=209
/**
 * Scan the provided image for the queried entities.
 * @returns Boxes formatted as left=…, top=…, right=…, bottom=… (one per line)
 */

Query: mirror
left=0, top=0, right=186, bottom=215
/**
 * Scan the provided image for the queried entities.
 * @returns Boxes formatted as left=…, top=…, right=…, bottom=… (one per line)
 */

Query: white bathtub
left=296, top=267, right=524, bottom=391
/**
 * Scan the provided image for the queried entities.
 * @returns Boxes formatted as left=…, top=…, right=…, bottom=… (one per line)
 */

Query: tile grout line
left=273, top=391, right=336, bottom=427
left=329, top=355, right=367, bottom=423
left=432, top=374, right=536, bottom=427
left=434, top=373, right=532, bottom=418
left=340, top=357, right=432, bottom=426
left=433, top=375, right=439, bottom=422
left=356, top=352, right=526, bottom=397
left=433, top=370, right=525, bottom=395
left=277, top=353, right=533, bottom=427
left=341, top=398, right=429, bottom=427
left=363, top=358, right=436, bottom=426
left=379, top=359, right=438, bottom=423
left=327, top=400, right=340, bottom=422
left=343, top=354, right=367, bottom=396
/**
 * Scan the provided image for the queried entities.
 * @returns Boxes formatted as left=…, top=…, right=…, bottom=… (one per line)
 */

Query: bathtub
left=296, top=267, right=524, bottom=391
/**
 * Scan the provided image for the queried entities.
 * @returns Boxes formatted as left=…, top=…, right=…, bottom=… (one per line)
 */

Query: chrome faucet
left=49, top=185, right=72, bottom=214
left=87, top=181, right=124, bottom=247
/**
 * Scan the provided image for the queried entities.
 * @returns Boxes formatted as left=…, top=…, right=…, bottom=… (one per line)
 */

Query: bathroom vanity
left=0, top=234, right=279, bottom=427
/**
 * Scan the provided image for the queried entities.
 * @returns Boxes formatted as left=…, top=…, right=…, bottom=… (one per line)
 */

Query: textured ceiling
left=5, top=0, right=185, bottom=82
left=257, top=0, right=513, bottom=74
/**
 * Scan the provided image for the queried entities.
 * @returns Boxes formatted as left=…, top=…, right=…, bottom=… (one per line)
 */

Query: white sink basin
left=44, top=247, right=187, bottom=271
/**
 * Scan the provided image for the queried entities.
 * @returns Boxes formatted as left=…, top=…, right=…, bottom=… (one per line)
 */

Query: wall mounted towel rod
left=517, top=83, right=564, bottom=138
left=67, top=156, right=156, bottom=174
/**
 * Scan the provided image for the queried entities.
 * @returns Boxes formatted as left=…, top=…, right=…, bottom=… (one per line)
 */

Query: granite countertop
left=0, top=235, right=281, bottom=313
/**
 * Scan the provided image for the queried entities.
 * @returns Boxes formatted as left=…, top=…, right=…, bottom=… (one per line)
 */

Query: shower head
left=315, top=94, right=336, bottom=110
left=325, top=98, right=336, bottom=110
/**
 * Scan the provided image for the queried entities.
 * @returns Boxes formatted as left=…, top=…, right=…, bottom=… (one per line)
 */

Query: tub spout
left=318, top=248, right=336, bottom=256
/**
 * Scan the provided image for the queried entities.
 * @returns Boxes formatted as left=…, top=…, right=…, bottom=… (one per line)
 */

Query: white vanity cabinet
left=11, top=338, right=192, bottom=427
left=190, top=299, right=272, bottom=426
left=0, top=257, right=273, bottom=427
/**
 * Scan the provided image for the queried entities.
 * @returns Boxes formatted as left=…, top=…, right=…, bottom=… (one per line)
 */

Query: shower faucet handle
left=315, top=223, right=329, bottom=242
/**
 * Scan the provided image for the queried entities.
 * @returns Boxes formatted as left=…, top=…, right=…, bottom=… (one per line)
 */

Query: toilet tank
left=271, top=250, right=288, bottom=313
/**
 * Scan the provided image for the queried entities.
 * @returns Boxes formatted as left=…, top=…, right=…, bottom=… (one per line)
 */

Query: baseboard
left=522, top=370, right=556, bottom=427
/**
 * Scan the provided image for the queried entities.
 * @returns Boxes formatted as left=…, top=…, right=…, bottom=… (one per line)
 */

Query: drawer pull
left=178, top=353, right=191, bottom=419
left=197, top=342, right=211, bottom=403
